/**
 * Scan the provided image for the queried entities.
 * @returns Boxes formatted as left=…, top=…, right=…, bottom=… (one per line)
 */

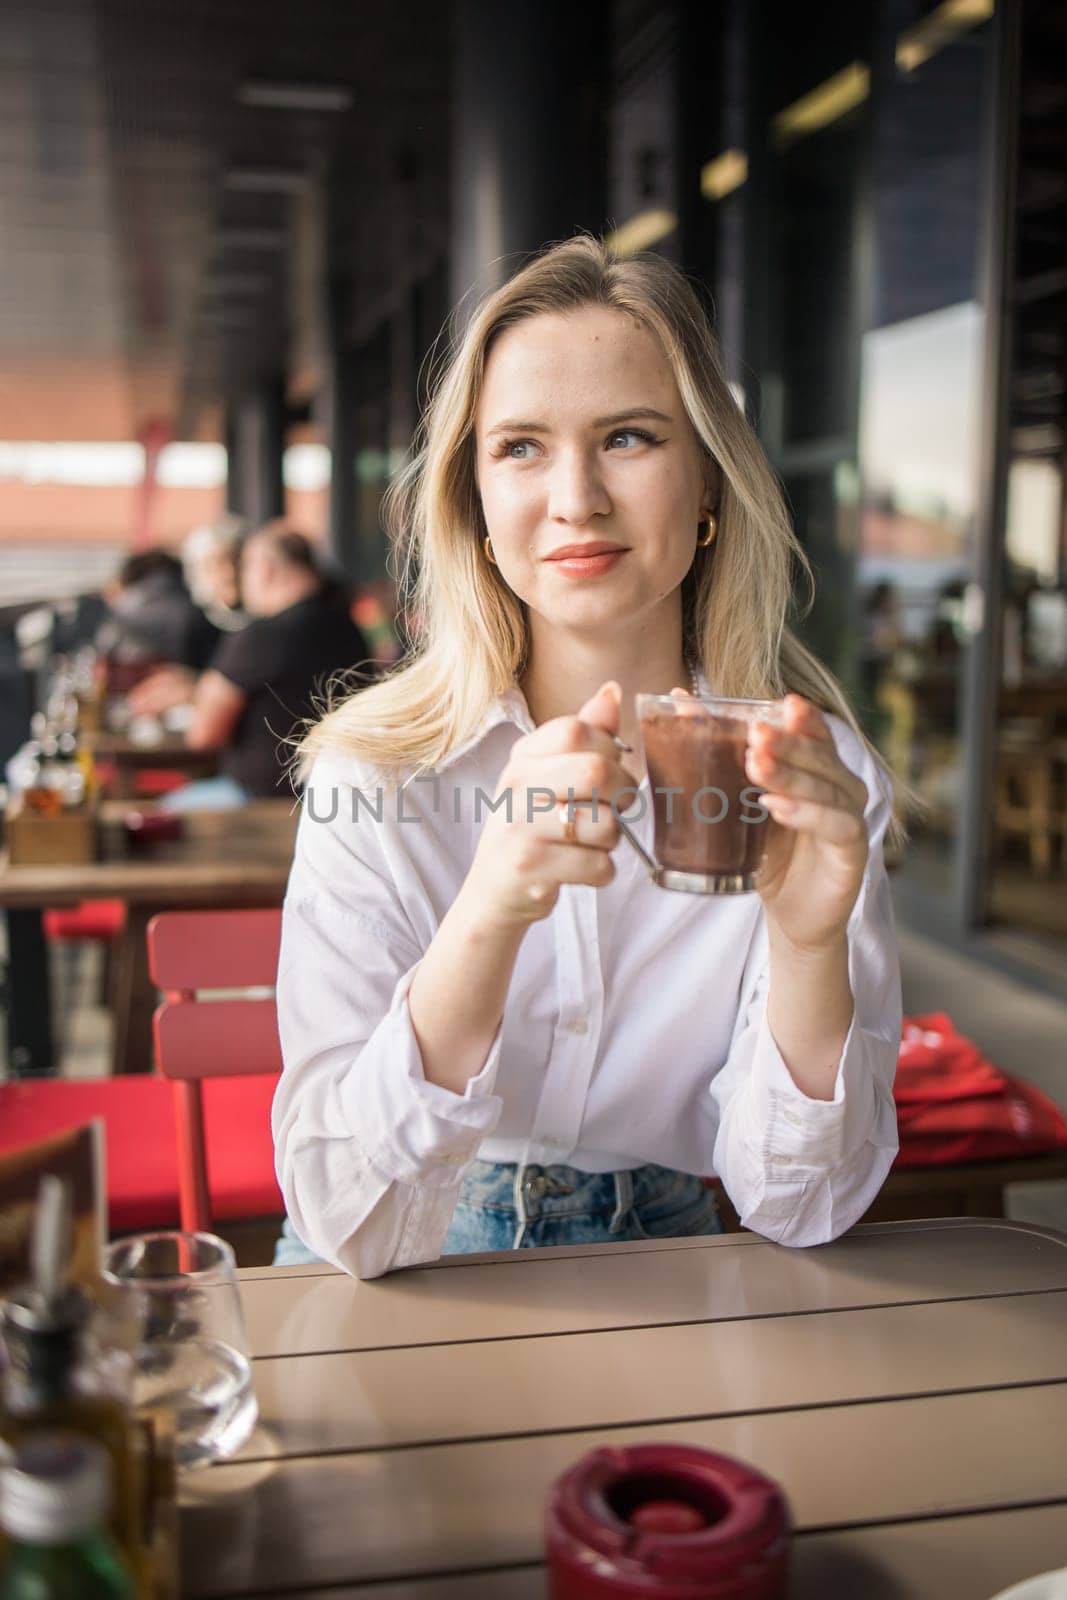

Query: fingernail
left=613, top=735, right=634, bottom=753
left=602, top=680, right=622, bottom=703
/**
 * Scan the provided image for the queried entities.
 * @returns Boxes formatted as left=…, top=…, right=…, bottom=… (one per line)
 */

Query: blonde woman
left=272, top=236, right=902, bottom=1278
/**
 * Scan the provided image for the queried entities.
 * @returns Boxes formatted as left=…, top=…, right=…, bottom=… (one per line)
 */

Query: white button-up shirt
left=273, top=685, right=902, bottom=1279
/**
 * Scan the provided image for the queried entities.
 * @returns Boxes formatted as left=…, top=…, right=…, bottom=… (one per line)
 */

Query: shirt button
left=566, top=1018, right=588, bottom=1035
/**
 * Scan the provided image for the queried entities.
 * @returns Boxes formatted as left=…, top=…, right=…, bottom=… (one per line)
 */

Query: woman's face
left=473, top=306, right=713, bottom=648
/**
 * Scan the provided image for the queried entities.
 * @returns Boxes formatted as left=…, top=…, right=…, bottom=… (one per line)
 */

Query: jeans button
left=525, top=1174, right=548, bottom=1200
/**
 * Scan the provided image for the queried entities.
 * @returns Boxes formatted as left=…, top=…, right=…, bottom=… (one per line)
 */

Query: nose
left=547, top=445, right=612, bottom=525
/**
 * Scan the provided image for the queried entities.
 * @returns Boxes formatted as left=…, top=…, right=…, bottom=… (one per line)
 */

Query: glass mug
left=614, top=695, right=786, bottom=894
left=102, top=1231, right=258, bottom=1470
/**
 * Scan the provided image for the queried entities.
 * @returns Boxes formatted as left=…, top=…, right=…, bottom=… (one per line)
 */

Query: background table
left=180, top=1218, right=1067, bottom=1599
left=87, top=731, right=220, bottom=798
left=0, top=800, right=296, bottom=1073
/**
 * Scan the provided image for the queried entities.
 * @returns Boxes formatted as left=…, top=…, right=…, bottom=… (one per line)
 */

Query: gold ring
left=559, top=805, right=578, bottom=845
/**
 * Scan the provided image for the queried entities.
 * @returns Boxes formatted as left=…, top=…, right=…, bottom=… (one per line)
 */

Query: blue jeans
left=157, top=775, right=250, bottom=812
left=271, top=1160, right=721, bottom=1266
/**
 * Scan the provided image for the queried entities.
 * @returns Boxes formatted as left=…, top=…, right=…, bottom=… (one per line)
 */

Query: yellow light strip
left=897, top=0, right=994, bottom=74
left=771, top=62, right=870, bottom=145
left=701, top=149, right=749, bottom=201
left=605, top=209, right=678, bottom=257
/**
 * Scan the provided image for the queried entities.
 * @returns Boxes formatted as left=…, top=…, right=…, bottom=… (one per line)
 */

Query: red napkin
left=893, top=1012, right=1067, bottom=1168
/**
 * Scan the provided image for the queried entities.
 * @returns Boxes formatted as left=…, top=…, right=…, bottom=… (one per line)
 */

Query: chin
left=529, top=591, right=635, bottom=632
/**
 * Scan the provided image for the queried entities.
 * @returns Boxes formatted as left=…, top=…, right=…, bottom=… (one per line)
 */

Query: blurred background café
left=1, top=0, right=1066, bottom=1250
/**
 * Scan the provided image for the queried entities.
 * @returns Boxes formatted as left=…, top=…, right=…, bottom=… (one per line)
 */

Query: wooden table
left=180, top=1218, right=1067, bottom=1599
left=0, top=801, right=296, bottom=1073
left=87, top=731, right=219, bottom=799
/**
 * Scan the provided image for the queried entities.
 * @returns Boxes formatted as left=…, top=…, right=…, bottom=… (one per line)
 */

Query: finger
left=521, top=840, right=617, bottom=892
left=536, top=800, right=620, bottom=850
left=576, top=679, right=622, bottom=734
left=522, top=713, right=625, bottom=760
left=748, top=727, right=868, bottom=812
left=668, top=687, right=704, bottom=718
left=746, top=737, right=867, bottom=813
left=780, top=693, right=834, bottom=743
left=500, top=755, right=640, bottom=811
left=761, top=793, right=868, bottom=847
left=754, top=761, right=860, bottom=815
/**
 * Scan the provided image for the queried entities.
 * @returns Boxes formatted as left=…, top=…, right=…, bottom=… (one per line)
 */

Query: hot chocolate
left=641, top=710, right=769, bottom=879
left=625, top=695, right=784, bottom=893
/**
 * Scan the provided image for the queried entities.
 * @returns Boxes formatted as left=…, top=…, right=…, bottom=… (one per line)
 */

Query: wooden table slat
left=180, top=1383, right=1067, bottom=1597
left=242, top=1290, right=1067, bottom=1460
left=224, top=1501, right=1067, bottom=1600
left=240, top=1221, right=1067, bottom=1359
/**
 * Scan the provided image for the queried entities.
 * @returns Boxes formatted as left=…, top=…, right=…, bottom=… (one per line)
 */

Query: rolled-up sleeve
left=708, top=729, right=901, bottom=1246
left=272, top=758, right=504, bottom=1278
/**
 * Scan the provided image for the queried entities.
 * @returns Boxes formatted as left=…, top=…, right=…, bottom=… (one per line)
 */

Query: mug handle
left=570, top=797, right=660, bottom=881
left=614, top=814, right=659, bottom=880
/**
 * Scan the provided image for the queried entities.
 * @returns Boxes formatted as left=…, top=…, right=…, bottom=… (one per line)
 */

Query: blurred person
left=183, top=515, right=249, bottom=632
left=129, top=518, right=251, bottom=716
left=95, top=549, right=219, bottom=676
left=158, top=522, right=371, bottom=807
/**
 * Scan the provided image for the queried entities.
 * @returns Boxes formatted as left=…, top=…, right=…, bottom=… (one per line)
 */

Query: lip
left=545, top=541, right=628, bottom=561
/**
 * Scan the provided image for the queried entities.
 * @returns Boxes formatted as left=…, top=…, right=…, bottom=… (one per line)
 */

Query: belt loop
left=512, top=1162, right=530, bottom=1250
left=609, top=1168, right=634, bottom=1234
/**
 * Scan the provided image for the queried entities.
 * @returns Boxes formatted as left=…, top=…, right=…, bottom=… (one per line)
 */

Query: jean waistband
left=513, top=1163, right=634, bottom=1236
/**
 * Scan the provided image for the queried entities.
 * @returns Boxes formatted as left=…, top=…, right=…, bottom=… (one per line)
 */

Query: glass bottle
left=0, top=1431, right=135, bottom=1599
left=0, top=1286, right=144, bottom=1581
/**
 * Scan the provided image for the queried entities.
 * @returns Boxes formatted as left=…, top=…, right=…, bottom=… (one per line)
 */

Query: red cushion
left=0, top=1076, right=281, bottom=1232
left=135, top=769, right=189, bottom=797
left=43, top=902, right=126, bottom=942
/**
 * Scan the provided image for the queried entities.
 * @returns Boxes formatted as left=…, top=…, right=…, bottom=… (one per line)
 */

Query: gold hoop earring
left=696, top=514, right=717, bottom=549
left=484, top=536, right=497, bottom=565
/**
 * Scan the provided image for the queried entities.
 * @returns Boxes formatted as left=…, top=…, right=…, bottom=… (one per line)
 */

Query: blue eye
left=606, top=429, right=657, bottom=449
left=505, top=439, right=538, bottom=460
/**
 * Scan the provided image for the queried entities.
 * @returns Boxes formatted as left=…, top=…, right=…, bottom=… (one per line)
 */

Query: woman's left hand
left=745, top=694, right=869, bottom=953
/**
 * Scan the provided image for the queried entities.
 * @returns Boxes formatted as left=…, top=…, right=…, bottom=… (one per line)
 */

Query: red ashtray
left=545, top=1443, right=791, bottom=1598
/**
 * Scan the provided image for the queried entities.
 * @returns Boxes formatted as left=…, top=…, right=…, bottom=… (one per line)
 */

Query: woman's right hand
left=462, top=681, right=640, bottom=929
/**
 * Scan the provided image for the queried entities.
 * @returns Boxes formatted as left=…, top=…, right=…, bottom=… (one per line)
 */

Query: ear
left=701, top=455, right=723, bottom=520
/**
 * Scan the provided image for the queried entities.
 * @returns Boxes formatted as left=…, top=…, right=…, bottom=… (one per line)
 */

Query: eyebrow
left=484, top=407, right=674, bottom=437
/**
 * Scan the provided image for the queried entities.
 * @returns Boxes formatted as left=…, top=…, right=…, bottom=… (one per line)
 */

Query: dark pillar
left=958, top=0, right=1021, bottom=928
left=223, top=411, right=241, bottom=515
left=450, top=0, right=608, bottom=310
left=324, top=274, right=359, bottom=577
left=676, top=1, right=727, bottom=290
left=224, top=378, right=286, bottom=526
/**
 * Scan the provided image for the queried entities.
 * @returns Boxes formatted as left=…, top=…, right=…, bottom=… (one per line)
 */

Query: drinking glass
left=102, top=1231, right=257, bottom=1470
left=619, top=695, right=786, bottom=894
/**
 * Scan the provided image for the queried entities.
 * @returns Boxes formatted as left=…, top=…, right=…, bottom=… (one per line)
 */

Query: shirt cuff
left=340, top=963, right=504, bottom=1188
left=747, top=1006, right=879, bottom=1172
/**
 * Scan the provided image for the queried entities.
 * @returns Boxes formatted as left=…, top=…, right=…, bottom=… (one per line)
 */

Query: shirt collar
left=435, top=684, right=535, bottom=772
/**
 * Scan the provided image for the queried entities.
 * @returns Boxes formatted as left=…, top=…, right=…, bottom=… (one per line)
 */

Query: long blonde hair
left=300, top=235, right=904, bottom=837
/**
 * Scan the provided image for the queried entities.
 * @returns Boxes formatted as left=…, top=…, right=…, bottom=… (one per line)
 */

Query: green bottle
left=0, top=1432, right=135, bottom=1599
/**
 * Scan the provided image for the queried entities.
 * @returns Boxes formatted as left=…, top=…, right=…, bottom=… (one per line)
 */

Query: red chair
left=0, top=910, right=284, bottom=1237
left=43, top=902, right=126, bottom=943
left=148, top=908, right=284, bottom=1233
